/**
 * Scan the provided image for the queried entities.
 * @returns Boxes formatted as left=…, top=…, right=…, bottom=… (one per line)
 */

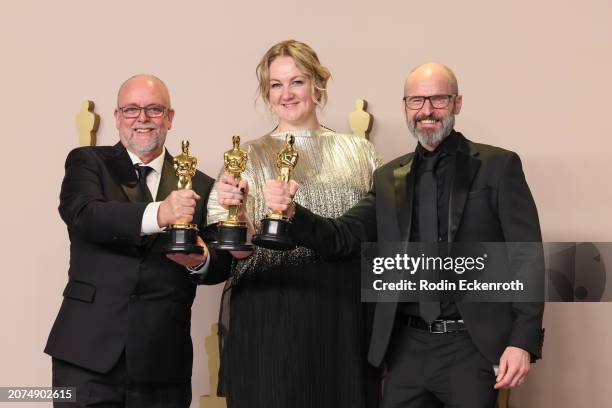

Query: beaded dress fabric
left=207, top=129, right=381, bottom=408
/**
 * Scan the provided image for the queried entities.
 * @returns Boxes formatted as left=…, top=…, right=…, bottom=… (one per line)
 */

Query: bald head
left=405, top=63, right=458, bottom=96
left=117, top=74, right=171, bottom=108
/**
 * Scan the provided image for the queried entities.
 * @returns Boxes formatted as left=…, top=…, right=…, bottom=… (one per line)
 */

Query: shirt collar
left=126, top=148, right=166, bottom=174
left=416, top=129, right=460, bottom=160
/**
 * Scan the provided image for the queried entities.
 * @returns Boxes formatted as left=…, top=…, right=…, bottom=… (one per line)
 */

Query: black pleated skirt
left=222, top=260, right=380, bottom=408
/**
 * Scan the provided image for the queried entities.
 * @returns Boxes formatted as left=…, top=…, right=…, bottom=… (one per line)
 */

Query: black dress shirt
left=401, top=130, right=461, bottom=319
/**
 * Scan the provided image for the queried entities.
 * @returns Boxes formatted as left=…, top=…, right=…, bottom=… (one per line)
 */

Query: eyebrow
left=270, top=75, right=306, bottom=82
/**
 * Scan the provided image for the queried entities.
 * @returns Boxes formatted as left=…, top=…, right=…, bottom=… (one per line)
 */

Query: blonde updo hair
left=256, top=40, right=331, bottom=107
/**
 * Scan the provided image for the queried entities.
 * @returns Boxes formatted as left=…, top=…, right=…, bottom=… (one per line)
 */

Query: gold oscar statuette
left=161, top=140, right=203, bottom=254
left=211, top=135, right=253, bottom=251
left=252, top=134, right=299, bottom=251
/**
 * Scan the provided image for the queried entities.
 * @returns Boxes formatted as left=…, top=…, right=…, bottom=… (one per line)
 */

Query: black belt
left=398, top=314, right=467, bottom=334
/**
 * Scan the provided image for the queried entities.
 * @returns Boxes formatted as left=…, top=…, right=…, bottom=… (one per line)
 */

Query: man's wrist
left=286, top=200, right=296, bottom=219
left=187, top=249, right=210, bottom=275
left=187, top=259, right=207, bottom=271
left=188, top=244, right=209, bottom=270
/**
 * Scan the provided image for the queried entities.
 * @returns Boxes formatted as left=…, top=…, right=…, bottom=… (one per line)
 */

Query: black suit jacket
left=45, top=143, right=229, bottom=383
left=291, top=132, right=544, bottom=367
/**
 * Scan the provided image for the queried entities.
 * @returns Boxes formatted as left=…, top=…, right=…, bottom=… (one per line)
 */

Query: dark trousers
left=51, top=353, right=191, bottom=408
left=381, top=324, right=498, bottom=408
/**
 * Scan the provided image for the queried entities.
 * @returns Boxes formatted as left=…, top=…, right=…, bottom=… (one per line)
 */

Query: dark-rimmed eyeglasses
left=118, top=104, right=168, bottom=119
left=403, top=95, right=455, bottom=110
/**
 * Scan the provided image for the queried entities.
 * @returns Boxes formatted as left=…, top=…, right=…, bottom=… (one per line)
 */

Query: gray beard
left=407, top=114, right=455, bottom=147
left=127, top=130, right=165, bottom=154
left=129, top=139, right=161, bottom=153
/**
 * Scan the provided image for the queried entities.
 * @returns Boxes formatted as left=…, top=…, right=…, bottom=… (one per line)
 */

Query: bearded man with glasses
left=265, top=63, right=545, bottom=408
left=45, top=74, right=230, bottom=407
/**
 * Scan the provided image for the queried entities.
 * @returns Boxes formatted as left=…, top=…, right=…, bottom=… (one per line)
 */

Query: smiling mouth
left=418, top=119, right=438, bottom=125
left=134, top=128, right=155, bottom=133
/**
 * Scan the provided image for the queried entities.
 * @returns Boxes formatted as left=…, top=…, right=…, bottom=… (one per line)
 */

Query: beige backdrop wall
left=0, top=1, right=610, bottom=407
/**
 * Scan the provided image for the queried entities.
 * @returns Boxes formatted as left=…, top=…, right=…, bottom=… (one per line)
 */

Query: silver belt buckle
left=429, top=320, right=446, bottom=334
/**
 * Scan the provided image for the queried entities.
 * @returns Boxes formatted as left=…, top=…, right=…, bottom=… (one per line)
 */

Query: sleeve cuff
left=187, top=253, right=211, bottom=275
left=141, top=202, right=164, bottom=235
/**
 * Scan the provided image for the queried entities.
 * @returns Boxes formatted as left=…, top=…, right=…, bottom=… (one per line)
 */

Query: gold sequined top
left=207, top=128, right=382, bottom=282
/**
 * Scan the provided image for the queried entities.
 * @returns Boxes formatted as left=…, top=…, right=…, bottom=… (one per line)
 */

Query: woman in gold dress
left=207, top=39, right=381, bottom=408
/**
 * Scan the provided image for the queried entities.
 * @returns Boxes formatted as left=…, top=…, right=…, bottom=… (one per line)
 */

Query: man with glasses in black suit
left=46, top=74, right=229, bottom=407
left=264, top=63, right=544, bottom=408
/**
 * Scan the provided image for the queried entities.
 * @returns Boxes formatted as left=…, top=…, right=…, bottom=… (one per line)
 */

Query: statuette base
left=252, top=218, right=296, bottom=251
left=211, top=221, right=253, bottom=251
left=162, top=224, right=204, bottom=254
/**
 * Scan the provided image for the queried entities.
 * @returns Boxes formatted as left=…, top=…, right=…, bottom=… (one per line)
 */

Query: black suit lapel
left=393, top=156, right=416, bottom=242
left=105, top=143, right=142, bottom=203
left=156, top=151, right=178, bottom=201
left=448, top=137, right=480, bottom=242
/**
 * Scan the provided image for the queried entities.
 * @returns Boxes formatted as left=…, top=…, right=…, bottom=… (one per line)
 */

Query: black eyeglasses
left=118, top=104, right=168, bottom=118
left=403, top=95, right=455, bottom=110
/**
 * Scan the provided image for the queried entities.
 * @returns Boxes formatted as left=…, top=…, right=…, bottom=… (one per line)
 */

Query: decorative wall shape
left=349, top=98, right=373, bottom=139
left=76, top=100, right=100, bottom=147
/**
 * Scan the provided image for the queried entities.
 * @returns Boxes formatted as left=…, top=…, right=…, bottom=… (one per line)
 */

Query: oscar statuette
left=252, top=134, right=299, bottom=251
left=211, top=135, right=253, bottom=251
left=162, top=140, right=204, bottom=254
